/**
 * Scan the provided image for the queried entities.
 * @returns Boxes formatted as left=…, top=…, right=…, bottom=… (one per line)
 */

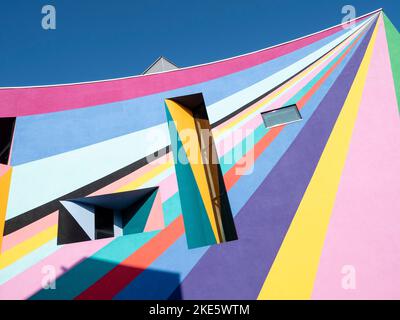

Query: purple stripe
left=172, top=18, right=377, bottom=300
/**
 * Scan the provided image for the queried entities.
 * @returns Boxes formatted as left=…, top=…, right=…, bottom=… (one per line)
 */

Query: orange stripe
left=75, top=215, right=185, bottom=300
left=224, top=127, right=282, bottom=190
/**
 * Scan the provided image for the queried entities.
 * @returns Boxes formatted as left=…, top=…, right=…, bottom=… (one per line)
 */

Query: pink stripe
left=0, top=237, right=112, bottom=300
left=1, top=212, right=59, bottom=253
left=0, top=164, right=11, bottom=178
left=312, top=17, right=400, bottom=299
left=0, top=15, right=374, bottom=117
left=157, top=173, right=178, bottom=203
left=144, top=191, right=165, bottom=232
left=89, top=153, right=171, bottom=196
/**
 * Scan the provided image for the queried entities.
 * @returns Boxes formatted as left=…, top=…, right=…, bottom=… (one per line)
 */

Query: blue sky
left=0, top=0, right=398, bottom=86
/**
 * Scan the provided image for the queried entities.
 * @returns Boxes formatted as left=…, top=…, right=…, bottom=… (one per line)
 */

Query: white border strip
left=0, top=9, right=382, bottom=90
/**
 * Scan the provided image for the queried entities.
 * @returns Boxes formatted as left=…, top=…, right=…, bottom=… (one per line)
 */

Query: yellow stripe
left=0, top=225, right=58, bottom=269
left=117, top=160, right=173, bottom=193
left=257, top=18, right=379, bottom=300
left=213, top=30, right=360, bottom=139
left=0, top=167, right=12, bottom=254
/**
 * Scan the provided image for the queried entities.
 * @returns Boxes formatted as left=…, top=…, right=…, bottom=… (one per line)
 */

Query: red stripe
left=76, top=215, right=185, bottom=300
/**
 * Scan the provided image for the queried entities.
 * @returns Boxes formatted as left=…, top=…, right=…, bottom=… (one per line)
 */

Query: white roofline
left=0, top=8, right=382, bottom=90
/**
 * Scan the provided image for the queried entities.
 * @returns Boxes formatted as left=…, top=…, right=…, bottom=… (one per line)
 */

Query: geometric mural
left=0, top=9, right=399, bottom=300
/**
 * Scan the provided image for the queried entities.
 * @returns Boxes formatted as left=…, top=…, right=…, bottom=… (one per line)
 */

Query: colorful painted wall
left=1, top=9, right=399, bottom=300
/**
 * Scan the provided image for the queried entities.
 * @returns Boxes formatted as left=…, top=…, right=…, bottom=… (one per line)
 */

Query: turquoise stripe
left=30, top=231, right=159, bottom=300
left=220, top=125, right=268, bottom=174
left=163, top=192, right=182, bottom=226
left=30, top=190, right=182, bottom=300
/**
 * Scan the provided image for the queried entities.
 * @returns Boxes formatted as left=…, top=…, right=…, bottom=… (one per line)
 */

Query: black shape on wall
left=4, top=147, right=169, bottom=236
left=0, top=117, right=16, bottom=165
left=94, top=207, right=114, bottom=239
left=57, top=207, right=91, bottom=245
left=57, top=187, right=160, bottom=245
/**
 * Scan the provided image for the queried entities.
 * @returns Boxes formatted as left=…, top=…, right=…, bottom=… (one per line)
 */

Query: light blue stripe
left=0, top=239, right=59, bottom=285
left=114, top=236, right=208, bottom=300
left=11, top=22, right=359, bottom=166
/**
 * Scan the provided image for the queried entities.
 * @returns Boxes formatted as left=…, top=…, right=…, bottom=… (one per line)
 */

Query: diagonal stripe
left=1, top=212, right=58, bottom=252
left=71, top=16, right=376, bottom=298
left=0, top=167, right=12, bottom=253
left=116, top=160, right=172, bottom=192
left=223, top=24, right=368, bottom=191
left=257, top=15, right=379, bottom=300
left=0, top=225, right=58, bottom=269
left=28, top=193, right=180, bottom=300
left=174, top=16, right=377, bottom=300
left=383, top=13, right=400, bottom=112
left=312, top=15, right=400, bottom=300
left=75, top=215, right=185, bottom=300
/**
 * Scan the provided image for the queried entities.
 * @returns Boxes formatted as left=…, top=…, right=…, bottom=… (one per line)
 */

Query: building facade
left=0, top=9, right=399, bottom=299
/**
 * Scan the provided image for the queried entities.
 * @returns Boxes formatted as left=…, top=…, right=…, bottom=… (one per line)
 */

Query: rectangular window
left=0, top=117, right=16, bottom=165
left=261, top=104, right=302, bottom=129
left=94, top=207, right=114, bottom=239
left=57, top=187, right=163, bottom=245
left=165, top=93, right=238, bottom=249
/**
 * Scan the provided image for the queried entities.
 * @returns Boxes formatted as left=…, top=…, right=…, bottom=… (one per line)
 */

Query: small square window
left=261, top=104, right=302, bottom=129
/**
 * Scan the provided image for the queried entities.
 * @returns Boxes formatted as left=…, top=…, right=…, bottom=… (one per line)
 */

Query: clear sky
left=0, top=0, right=398, bottom=86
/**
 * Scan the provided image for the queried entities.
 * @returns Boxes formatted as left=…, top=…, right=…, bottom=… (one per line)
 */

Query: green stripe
left=384, top=13, right=400, bottom=112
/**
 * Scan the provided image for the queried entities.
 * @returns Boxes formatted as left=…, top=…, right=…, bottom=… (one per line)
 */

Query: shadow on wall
left=29, top=256, right=182, bottom=300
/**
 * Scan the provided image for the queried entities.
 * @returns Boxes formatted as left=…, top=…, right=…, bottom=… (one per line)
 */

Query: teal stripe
left=220, top=125, right=268, bottom=174
left=123, top=191, right=157, bottom=235
left=30, top=189, right=182, bottom=300
left=30, top=231, right=159, bottom=300
left=163, top=192, right=182, bottom=226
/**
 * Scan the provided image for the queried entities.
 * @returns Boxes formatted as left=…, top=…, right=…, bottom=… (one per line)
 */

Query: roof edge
left=0, top=8, right=382, bottom=90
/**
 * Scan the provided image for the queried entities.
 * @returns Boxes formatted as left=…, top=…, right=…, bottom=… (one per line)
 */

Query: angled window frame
left=261, top=104, right=302, bottom=129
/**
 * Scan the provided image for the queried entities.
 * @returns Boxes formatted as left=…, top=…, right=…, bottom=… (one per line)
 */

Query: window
left=261, top=104, right=302, bottom=129
left=165, top=93, right=238, bottom=249
left=94, top=207, right=114, bottom=239
left=0, top=117, right=16, bottom=165
left=57, top=187, right=164, bottom=245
